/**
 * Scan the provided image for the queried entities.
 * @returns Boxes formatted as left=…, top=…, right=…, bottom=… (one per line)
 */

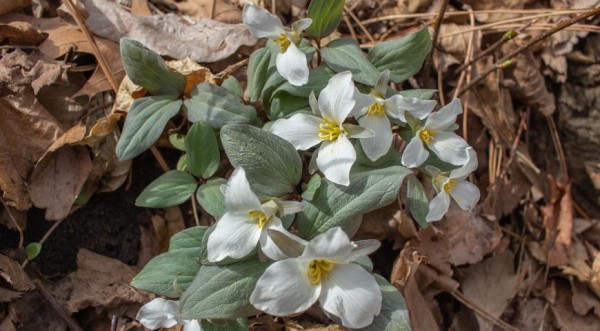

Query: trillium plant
left=113, top=1, right=481, bottom=330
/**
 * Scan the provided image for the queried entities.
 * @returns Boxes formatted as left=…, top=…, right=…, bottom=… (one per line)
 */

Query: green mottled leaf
left=196, top=178, right=227, bottom=219
left=356, top=275, right=411, bottom=331
left=184, top=83, right=256, bottom=128
left=185, top=122, right=220, bottom=179
left=246, top=47, right=271, bottom=102
left=135, top=170, right=197, bottom=208
left=406, top=175, right=430, bottom=228
left=322, top=38, right=379, bottom=86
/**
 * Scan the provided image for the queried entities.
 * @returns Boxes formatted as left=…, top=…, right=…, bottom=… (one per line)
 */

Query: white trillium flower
left=250, top=227, right=382, bottom=329
left=401, top=98, right=469, bottom=168
left=353, top=70, right=437, bottom=161
left=136, top=298, right=202, bottom=331
left=242, top=4, right=312, bottom=86
left=426, top=147, right=480, bottom=222
left=207, top=167, right=303, bottom=262
left=270, top=72, right=373, bottom=186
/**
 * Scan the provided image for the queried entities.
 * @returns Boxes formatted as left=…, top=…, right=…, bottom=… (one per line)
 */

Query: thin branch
left=215, top=58, right=249, bottom=83
left=451, top=290, right=520, bottom=331
left=420, top=0, right=449, bottom=85
left=344, top=6, right=376, bottom=42
left=457, top=6, right=600, bottom=97
left=190, top=195, right=200, bottom=227
left=34, top=279, right=85, bottom=331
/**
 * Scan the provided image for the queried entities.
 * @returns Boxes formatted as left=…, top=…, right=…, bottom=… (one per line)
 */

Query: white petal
left=276, top=42, right=309, bottom=86
left=318, top=71, right=355, bottom=124
left=351, top=88, right=375, bottom=117
left=278, top=200, right=304, bottom=216
left=292, top=18, right=312, bottom=32
left=428, top=132, right=469, bottom=166
left=450, top=147, right=478, bottom=180
left=224, top=168, right=261, bottom=213
left=344, top=123, right=374, bottom=139
left=183, top=320, right=203, bottom=331
left=270, top=113, right=322, bottom=150
left=316, top=135, right=356, bottom=186
left=136, top=298, right=180, bottom=330
left=426, top=191, right=451, bottom=222
left=450, top=181, right=480, bottom=210
left=242, top=4, right=284, bottom=38
left=207, top=213, right=261, bottom=261
left=320, top=263, right=382, bottom=328
left=259, top=217, right=290, bottom=260
left=303, top=227, right=354, bottom=262
left=385, top=95, right=437, bottom=122
left=425, top=98, right=462, bottom=131
left=348, top=239, right=381, bottom=262
left=309, top=91, right=320, bottom=117
left=373, top=70, right=390, bottom=98
left=401, top=137, right=429, bottom=168
left=250, top=259, right=320, bottom=316
left=358, top=114, right=393, bottom=161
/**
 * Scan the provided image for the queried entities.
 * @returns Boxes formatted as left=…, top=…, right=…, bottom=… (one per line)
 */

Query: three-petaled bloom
left=242, top=4, right=311, bottom=86
left=353, top=70, right=437, bottom=161
left=136, top=298, right=202, bottom=331
left=401, top=98, right=469, bottom=168
left=426, top=147, right=480, bottom=222
left=271, top=72, right=373, bottom=186
left=207, top=167, right=302, bottom=262
left=250, top=227, right=382, bottom=329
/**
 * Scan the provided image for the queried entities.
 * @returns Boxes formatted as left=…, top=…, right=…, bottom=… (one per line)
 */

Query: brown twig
left=420, top=0, right=449, bottom=85
left=190, top=195, right=200, bottom=227
left=451, top=290, right=520, bottom=331
left=457, top=6, right=600, bottom=97
left=342, top=14, right=358, bottom=40
left=34, top=279, right=85, bottom=331
left=344, top=6, right=376, bottom=43
left=215, top=58, right=249, bottom=82
left=546, top=115, right=569, bottom=181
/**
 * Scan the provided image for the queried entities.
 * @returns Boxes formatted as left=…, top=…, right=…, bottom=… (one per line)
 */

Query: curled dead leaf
left=0, top=21, right=46, bottom=45
left=0, top=254, right=35, bottom=292
left=561, top=253, right=600, bottom=298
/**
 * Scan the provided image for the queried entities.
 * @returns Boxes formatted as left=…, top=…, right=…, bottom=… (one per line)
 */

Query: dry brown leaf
left=379, top=0, right=433, bottom=17
left=131, top=0, right=151, bottom=16
left=481, top=160, right=531, bottom=220
left=404, top=265, right=441, bottom=331
left=176, top=0, right=243, bottom=23
left=512, top=298, right=551, bottom=330
left=571, top=279, right=600, bottom=317
left=461, top=0, right=523, bottom=22
left=551, top=282, right=600, bottom=331
left=80, top=0, right=257, bottom=63
left=73, top=37, right=125, bottom=98
left=436, top=207, right=502, bottom=266
left=151, top=206, right=186, bottom=253
left=0, top=287, right=22, bottom=303
left=0, top=0, right=31, bottom=16
left=0, top=21, right=46, bottom=45
left=29, top=145, right=93, bottom=220
left=562, top=253, right=600, bottom=298
left=51, top=249, right=151, bottom=313
left=0, top=254, right=35, bottom=292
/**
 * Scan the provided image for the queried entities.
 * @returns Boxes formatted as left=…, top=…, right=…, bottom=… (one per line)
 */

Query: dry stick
left=0, top=198, right=24, bottom=248
left=342, top=14, right=358, bottom=40
left=546, top=116, right=569, bottom=181
left=451, top=290, right=520, bottom=331
left=190, top=194, right=200, bottom=227
left=455, top=19, right=535, bottom=74
left=210, top=0, right=216, bottom=19
left=215, top=58, right=249, bottom=82
left=457, top=6, right=600, bottom=97
left=457, top=9, right=476, bottom=141
left=34, top=279, right=85, bottom=331
left=420, top=0, right=449, bottom=85
left=65, top=0, right=170, bottom=172
left=344, top=6, right=376, bottom=43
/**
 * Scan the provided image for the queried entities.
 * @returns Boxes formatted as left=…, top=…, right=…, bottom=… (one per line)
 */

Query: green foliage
left=221, top=76, right=243, bottom=99
left=119, top=38, right=186, bottom=96
left=322, top=38, right=379, bottom=86
left=131, top=226, right=207, bottom=297
left=269, top=93, right=311, bottom=120
left=246, top=47, right=271, bottom=102
left=185, top=122, right=220, bottom=179
left=135, top=170, right=197, bottom=208
left=25, top=242, right=42, bottom=261
left=306, top=0, right=345, bottom=40
left=169, top=133, right=186, bottom=151
left=221, top=124, right=302, bottom=197
left=396, top=89, right=437, bottom=100
left=406, top=175, right=430, bottom=228
left=368, top=28, right=432, bottom=83
left=184, top=83, right=257, bottom=127
left=116, top=96, right=182, bottom=160
left=356, top=275, right=412, bottom=331
left=180, top=259, right=270, bottom=319
left=196, top=178, right=227, bottom=219
left=297, top=165, right=411, bottom=238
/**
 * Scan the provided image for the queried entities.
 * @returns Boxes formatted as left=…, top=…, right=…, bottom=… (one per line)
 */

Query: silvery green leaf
left=306, top=0, right=345, bottom=40
left=184, top=83, right=257, bottom=128
left=180, top=259, right=270, bottom=319
left=185, top=122, right=220, bottom=179
left=354, top=275, right=411, bottom=331
left=368, top=28, right=432, bottom=83
left=120, top=38, right=185, bottom=95
left=116, top=96, right=182, bottom=160
left=302, top=174, right=322, bottom=201
left=221, top=124, right=302, bottom=197
left=269, top=92, right=311, bottom=119
left=131, top=226, right=208, bottom=297
left=196, top=178, right=227, bottom=219
left=322, top=38, right=380, bottom=86
left=271, top=65, right=335, bottom=99
left=396, top=89, right=437, bottom=100
left=247, top=47, right=271, bottom=102
left=169, top=133, right=186, bottom=151
left=221, top=76, right=243, bottom=99
left=135, top=170, right=197, bottom=208
left=406, top=175, right=430, bottom=228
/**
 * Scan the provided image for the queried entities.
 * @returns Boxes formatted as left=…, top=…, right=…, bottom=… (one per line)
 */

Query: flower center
left=319, top=118, right=343, bottom=141
left=248, top=210, right=271, bottom=229
left=367, top=102, right=385, bottom=117
left=443, top=179, right=457, bottom=194
left=307, top=259, right=334, bottom=285
left=419, top=128, right=436, bottom=144
left=273, top=33, right=291, bottom=53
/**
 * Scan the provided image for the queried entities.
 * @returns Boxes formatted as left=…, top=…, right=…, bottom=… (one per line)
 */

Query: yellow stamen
left=318, top=118, right=343, bottom=141
left=419, top=128, right=436, bottom=144
left=248, top=210, right=271, bottom=229
left=367, top=102, right=385, bottom=117
left=307, top=259, right=334, bottom=285
left=273, top=33, right=291, bottom=53
left=443, top=179, right=457, bottom=194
